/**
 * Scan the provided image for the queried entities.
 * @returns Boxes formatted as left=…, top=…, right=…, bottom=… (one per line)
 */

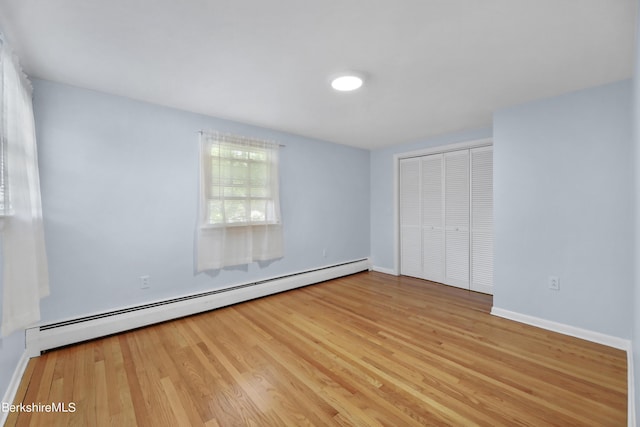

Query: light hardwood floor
left=6, top=272, right=627, bottom=426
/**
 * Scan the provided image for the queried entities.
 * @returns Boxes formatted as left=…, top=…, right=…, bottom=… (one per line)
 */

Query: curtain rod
left=198, top=130, right=286, bottom=147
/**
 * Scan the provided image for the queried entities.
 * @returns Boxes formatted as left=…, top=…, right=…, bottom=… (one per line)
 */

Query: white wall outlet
left=548, top=276, right=559, bottom=291
left=140, top=275, right=150, bottom=289
left=322, top=248, right=327, bottom=258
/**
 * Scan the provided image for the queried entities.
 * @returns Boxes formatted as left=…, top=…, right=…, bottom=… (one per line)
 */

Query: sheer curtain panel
left=0, top=34, right=50, bottom=336
left=196, top=131, right=283, bottom=271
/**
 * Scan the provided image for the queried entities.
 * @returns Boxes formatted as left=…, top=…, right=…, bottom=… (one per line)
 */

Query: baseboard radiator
left=26, top=259, right=370, bottom=357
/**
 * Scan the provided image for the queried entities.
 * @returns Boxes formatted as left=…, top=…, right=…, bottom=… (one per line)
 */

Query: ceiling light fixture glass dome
left=331, top=73, right=364, bottom=91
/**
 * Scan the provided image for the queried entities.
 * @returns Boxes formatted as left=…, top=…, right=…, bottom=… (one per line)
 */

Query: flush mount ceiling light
left=330, top=73, right=364, bottom=92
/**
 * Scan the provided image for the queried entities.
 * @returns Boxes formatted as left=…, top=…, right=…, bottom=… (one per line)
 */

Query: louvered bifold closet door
left=444, top=150, right=470, bottom=289
left=421, top=154, right=444, bottom=283
left=470, top=146, right=493, bottom=294
left=399, top=158, right=422, bottom=278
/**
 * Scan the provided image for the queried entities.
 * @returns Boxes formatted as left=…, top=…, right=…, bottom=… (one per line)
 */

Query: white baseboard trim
left=26, top=259, right=370, bottom=357
left=0, top=350, right=30, bottom=426
left=490, top=307, right=631, bottom=350
left=371, top=266, right=397, bottom=276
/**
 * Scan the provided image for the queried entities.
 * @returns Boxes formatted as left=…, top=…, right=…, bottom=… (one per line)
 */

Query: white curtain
left=0, top=35, right=49, bottom=336
left=197, top=131, right=283, bottom=271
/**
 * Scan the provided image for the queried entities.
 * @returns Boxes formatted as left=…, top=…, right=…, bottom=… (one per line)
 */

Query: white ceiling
left=0, top=0, right=635, bottom=149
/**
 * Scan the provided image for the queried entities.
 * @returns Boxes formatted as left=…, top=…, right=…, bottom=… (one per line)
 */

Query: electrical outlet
left=140, top=275, right=150, bottom=289
left=322, top=248, right=327, bottom=258
left=548, top=276, right=559, bottom=291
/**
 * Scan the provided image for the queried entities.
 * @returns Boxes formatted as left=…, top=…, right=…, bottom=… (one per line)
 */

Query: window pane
left=224, top=186, right=247, bottom=198
left=225, top=199, right=248, bottom=223
left=249, top=149, right=266, bottom=161
left=208, top=200, right=224, bottom=224
left=213, top=159, right=232, bottom=185
left=250, top=187, right=267, bottom=197
left=205, top=139, right=279, bottom=227
left=209, top=186, right=220, bottom=198
left=250, top=199, right=266, bottom=222
left=210, top=158, right=219, bottom=171
left=250, top=163, right=267, bottom=186
left=230, top=161, right=248, bottom=185
left=230, top=149, right=247, bottom=159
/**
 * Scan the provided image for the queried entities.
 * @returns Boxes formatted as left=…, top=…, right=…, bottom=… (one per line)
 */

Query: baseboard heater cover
left=26, top=259, right=370, bottom=357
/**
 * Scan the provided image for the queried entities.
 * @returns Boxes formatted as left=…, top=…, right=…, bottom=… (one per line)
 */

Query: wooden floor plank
left=10, top=272, right=627, bottom=426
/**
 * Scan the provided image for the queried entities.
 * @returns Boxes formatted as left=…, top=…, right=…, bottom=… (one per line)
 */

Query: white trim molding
left=491, top=307, right=631, bottom=350
left=395, top=137, right=493, bottom=161
left=371, top=266, right=397, bottom=276
left=0, top=350, right=30, bottom=426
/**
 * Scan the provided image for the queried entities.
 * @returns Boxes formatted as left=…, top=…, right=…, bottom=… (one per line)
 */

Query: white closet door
left=470, top=146, right=493, bottom=294
left=399, top=158, right=421, bottom=278
left=444, top=150, right=469, bottom=289
left=421, top=154, right=444, bottom=283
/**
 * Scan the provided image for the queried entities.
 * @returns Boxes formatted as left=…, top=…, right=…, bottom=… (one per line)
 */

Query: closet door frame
left=392, top=137, right=492, bottom=279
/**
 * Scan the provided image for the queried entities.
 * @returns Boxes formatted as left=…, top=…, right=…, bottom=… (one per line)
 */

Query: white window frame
left=196, top=131, right=284, bottom=271
left=200, top=133, right=281, bottom=229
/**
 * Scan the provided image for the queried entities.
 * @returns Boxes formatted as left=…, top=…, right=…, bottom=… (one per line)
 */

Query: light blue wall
left=369, top=128, right=492, bottom=271
left=32, top=79, right=370, bottom=323
left=493, top=80, right=634, bottom=339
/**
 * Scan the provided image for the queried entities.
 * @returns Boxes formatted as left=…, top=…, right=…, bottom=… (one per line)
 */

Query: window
left=196, top=131, right=283, bottom=271
left=204, top=138, right=280, bottom=227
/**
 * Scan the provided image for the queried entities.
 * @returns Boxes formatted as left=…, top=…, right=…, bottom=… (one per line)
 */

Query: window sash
left=201, top=133, right=280, bottom=228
